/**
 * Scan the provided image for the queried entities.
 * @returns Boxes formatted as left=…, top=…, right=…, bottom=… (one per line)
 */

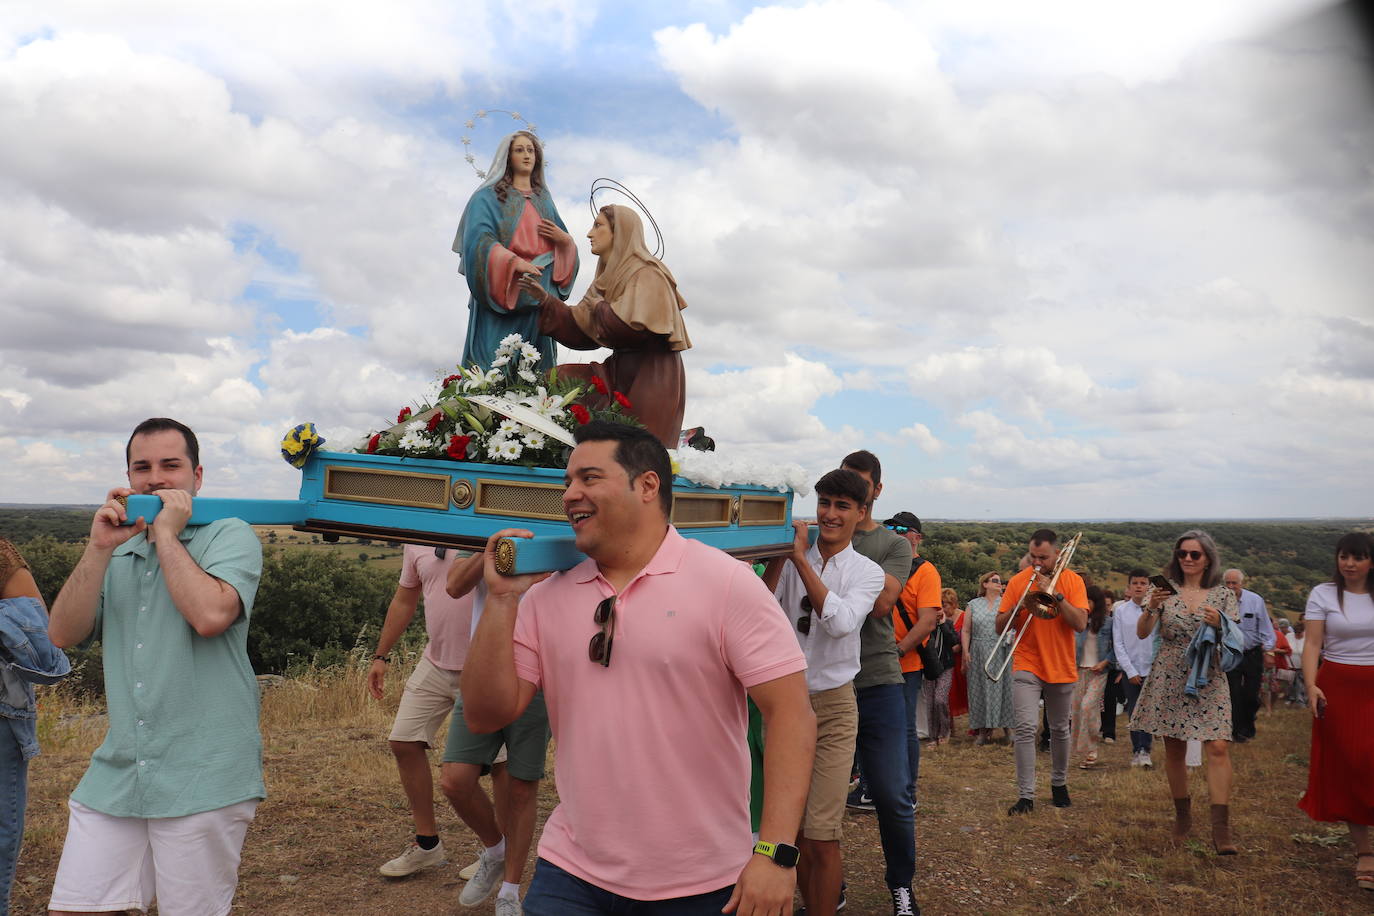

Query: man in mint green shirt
left=48, top=418, right=264, bottom=916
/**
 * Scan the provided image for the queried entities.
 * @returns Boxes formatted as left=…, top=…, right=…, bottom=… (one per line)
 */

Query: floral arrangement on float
left=351, top=333, right=636, bottom=468
left=307, top=332, right=812, bottom=495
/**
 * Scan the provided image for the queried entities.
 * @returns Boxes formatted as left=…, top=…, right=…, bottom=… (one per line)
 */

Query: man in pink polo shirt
left=463, top=421, right=816, bottom=915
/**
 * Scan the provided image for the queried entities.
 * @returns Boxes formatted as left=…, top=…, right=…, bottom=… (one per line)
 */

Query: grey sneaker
left=379, top=840, right=445, bottom=877
left=494, top=896, right=523, bottom=916
left=458, top=851, right=505, bottom=906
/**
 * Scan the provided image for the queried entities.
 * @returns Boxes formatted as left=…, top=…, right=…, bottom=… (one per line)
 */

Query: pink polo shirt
left=398, top=544, right=474, bottom=672
left=512, top=526, right=806, bottom=900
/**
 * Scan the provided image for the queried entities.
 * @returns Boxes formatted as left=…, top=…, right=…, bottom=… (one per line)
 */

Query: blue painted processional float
left=124, top=114, right=805, bottom=574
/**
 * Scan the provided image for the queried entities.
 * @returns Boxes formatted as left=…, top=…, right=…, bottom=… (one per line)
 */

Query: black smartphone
left=1316, top=696, right=1326, bottom=719
left=1149, top=575, right=1177, bottom=595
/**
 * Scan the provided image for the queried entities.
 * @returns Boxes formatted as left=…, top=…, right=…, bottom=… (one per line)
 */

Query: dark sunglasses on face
left=797, top=595, right=814, bottom=635
left=588, top=596, right=616, bottom=667
left=1175, top=549, right=1205, bottom=561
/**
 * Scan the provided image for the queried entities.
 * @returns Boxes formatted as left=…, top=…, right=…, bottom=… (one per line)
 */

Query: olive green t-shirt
left=850, top=524, right=912, bottom=689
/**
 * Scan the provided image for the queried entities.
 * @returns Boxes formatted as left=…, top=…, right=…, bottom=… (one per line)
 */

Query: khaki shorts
left=388, top=655, right=461, bottom=747
left=802, top=683, right=858, bottom=841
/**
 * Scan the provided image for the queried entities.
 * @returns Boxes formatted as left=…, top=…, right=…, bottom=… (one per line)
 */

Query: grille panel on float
left=671, top=494, right=732, bottom=528
left=475, top=480, right=567, bottom=520
left=740, top=496, right=787, bottom=526
left=323, top=467, right=450, bottom=510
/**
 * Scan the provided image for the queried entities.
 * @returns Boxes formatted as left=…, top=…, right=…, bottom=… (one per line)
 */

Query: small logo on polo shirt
left=666, top=610, right=676, bottom=618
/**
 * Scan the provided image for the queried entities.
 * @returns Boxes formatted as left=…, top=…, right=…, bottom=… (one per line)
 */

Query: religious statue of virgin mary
left=452, top=131, right=578, bottom=371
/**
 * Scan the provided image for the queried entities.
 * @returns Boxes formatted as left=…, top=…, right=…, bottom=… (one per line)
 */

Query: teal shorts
left=443, top=690, right=550, bottom=781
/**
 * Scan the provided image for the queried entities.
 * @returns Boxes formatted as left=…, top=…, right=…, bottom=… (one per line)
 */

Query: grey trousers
left=1012, top=670, right=1073, bottom=800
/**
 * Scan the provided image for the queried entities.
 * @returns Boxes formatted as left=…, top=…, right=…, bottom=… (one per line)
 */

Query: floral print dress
left=1130, top=583, right=1239, bottom=742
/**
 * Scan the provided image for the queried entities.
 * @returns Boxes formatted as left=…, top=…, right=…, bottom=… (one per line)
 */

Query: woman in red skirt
left=1299, top=531, right=1374, bottom=892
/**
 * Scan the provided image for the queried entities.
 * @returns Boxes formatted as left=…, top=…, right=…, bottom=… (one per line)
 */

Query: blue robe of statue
left=453, top=184, right=577, bottom=372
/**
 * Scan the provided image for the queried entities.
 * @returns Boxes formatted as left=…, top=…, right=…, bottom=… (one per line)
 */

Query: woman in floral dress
left=962, top=571, right=1013, bottom=744
left=1131, top=529, right=1240, bottom=854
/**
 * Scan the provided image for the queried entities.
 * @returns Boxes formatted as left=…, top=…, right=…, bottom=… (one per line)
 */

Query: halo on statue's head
left=460, top=109, right=542, bottom=180
left=589, top=178, right=664, bottom=260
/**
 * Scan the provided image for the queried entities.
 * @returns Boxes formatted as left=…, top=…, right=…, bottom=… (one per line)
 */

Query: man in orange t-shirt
left=996, top=528, right=1087, bottom=815
left=887, top=512, right=941, bottom=799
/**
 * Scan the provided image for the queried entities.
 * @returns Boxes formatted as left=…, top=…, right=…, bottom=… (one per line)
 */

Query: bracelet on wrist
left=373, top=654, right=390, bottom=663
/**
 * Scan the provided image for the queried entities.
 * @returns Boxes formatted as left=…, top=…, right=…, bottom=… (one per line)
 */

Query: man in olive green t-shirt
left=838, top=450, right=918, bottom=916
left=48, top=418, right=264, bottom=916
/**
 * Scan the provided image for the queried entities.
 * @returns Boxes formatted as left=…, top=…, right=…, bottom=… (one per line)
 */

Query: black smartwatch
left=753, top=840, right=800, bottom=868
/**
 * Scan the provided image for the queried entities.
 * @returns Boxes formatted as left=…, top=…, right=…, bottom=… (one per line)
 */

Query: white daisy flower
left=497, top=419, right=521, bottom=436
left=491, top=354, right=510, bottom=368
left=398, top=431, right=428, bottom=451
left=517, top=367, right=537, bottom=383
left=495, top=438, right=524, bottom=460
left=484, top=369, right=503, bottom=384
left=406, top=420, right=426, bottom=435
left=519, top=343, right=541, bottom=364
left=522, top=430, right=547, bottom=450
left=498, top=332, right=523, bottom=350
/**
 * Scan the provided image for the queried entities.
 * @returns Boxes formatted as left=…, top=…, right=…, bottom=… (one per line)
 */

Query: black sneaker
left=890, top=885, right=919, bottom=915
left=1051, top=784, right=1071, bottom=807
left=845, top=786, right=875, bottom=811
left=1007, top=797, right=1034, bottom=815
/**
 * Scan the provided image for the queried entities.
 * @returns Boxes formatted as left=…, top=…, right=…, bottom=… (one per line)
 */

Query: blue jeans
left=0, top=721, right=27, bottom=916
left=855, top=682, right=914, bottom=890
left=524, top=859, right=734, bottom=915
left=1122, top=678, right=1153, bottom=754
left=901, top=673, right=924, bottom=795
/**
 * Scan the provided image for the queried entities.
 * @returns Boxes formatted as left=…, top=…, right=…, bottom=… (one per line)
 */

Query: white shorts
left=388, top=655, right=462, bottom=747
left=49, top=798, right=258, bottom=915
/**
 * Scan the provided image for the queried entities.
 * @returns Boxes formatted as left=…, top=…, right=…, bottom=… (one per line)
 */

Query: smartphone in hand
left=1316, top=697, right=1326, bottom=719
left=1149, top=575, right=1178, bottom=595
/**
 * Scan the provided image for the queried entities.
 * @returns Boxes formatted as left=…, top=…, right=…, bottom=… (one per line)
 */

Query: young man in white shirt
left=765, top=469, right=884, bottom=916
left=1110, top=569, right=1156, bottom=767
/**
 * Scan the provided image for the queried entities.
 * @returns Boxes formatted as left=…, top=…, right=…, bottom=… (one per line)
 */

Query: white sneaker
left=458, top=851, right=505, bottom=906
left=1140, top=752, right=1153, bottom=769
left=1130, top=751, right=1142, bottom=767
left=458, top=858, right=480, bottom=880
left=379, top=840, right=445, bottom=877
left=494, top=896, right=523, bottom=916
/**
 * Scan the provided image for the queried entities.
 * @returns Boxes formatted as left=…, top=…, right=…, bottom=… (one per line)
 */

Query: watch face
left=772, top=843, right=800, bottom=867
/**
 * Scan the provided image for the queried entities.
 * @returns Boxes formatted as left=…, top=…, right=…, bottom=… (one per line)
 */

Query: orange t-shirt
left=998, top=565, right=1087, bottom=684
left=892, top=560, right=942, bottom=673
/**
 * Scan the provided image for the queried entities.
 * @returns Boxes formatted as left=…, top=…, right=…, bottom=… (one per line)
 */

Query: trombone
left=983, top=532, right=1083, bottom=683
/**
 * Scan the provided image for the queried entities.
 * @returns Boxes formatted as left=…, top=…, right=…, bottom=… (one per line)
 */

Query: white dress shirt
left=1111, top=598, right=1156, bottom=680
left=773, top=541, right=883, bottom=692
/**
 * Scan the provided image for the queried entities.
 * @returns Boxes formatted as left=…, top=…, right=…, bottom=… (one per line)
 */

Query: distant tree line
left=5, top=514, right=1370, bottom=696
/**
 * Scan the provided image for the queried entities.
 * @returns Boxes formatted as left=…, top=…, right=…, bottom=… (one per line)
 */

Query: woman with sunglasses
left=1298, top=532, right=1374, bottom=892
left=962, top=571, right=1013, bottom=745
left=1130, top=529, right=1241, bottom=854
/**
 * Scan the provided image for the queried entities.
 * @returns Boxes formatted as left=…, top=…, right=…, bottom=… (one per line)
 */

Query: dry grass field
left=254, top=525, right=407, bottom=573
left=12, top=661, right=1369, bottom=916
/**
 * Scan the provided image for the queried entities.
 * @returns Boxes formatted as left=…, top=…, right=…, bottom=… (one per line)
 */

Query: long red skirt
left=1298, top=660, right=1374, bottom=825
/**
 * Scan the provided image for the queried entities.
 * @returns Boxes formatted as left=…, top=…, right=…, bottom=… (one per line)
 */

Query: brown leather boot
left=1171, top=797, right=1192, bottom=845
left=1210, top=804, right=1238, bottom=855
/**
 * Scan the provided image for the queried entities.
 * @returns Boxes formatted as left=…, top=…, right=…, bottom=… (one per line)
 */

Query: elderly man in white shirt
left=1112, top=569, right=1158, bottom=768
left=766, top=468, right=883, bottom=916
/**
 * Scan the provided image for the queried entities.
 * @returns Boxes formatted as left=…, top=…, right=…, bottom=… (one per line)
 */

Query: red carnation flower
left=366, top=433, right=381, bottom=453
left=569, top=404, right=591, bottom=425
left=397, top=406, right=413, bottom=424
left=447, top=434, right=472, bottom=460
left=613, top=392, right=632, bottom=410
left=442, top=374, right=460, bottom=389
left=590, top=376, right=608, bottom=394
left=426, top=411, right=443, bottom=432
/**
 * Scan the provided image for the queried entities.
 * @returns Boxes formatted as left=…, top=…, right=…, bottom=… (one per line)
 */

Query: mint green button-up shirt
left=71, top=518, right=266, bottom=818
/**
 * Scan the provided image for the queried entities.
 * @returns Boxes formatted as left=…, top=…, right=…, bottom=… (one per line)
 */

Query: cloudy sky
left=2, top=0, right=1371, bottom=520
